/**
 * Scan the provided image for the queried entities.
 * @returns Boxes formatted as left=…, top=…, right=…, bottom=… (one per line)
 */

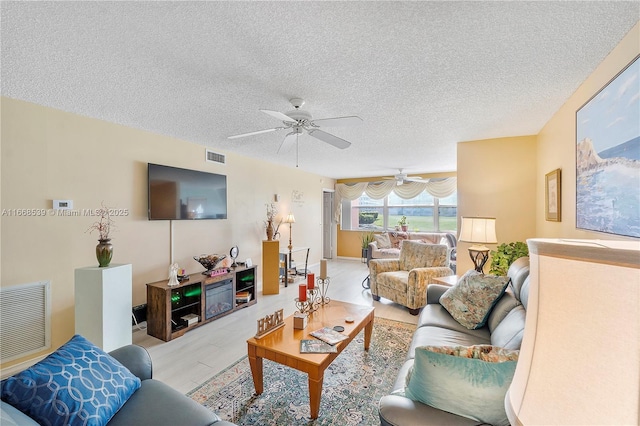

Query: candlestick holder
left=295, top=294, right=319, bottom=314
left=316, top=277, right=331, bottom=305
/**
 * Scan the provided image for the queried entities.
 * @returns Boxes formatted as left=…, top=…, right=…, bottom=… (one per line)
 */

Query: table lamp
left=506, top=238, right=640, bottom=425
left=458, top=217, right=497, bottom=273
left=284, top=213, right=295, bottom=269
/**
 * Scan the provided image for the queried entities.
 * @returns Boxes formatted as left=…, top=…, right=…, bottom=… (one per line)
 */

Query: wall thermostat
left=53, top=200, right=73, bottom=210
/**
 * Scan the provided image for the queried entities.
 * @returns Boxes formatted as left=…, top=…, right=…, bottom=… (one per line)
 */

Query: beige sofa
left=367, top=231, right=456, bottom=272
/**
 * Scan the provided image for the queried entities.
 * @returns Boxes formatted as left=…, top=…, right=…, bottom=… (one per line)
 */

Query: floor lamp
left=458, top=217, right=497, bottom=273
left=284, top=213, right=295, bottom=269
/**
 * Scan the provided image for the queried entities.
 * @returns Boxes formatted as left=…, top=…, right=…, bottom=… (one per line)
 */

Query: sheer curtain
left=334, top=177, right=457, bottom=222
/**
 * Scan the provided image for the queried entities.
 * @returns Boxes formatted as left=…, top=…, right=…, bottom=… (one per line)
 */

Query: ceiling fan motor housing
left=285, top=108, right=312, bottom=123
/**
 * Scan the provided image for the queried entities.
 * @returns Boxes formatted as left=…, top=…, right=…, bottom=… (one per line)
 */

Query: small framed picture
left=245, top=258, right=253, bottom=267
left=545, top=169, right=561, bottom=222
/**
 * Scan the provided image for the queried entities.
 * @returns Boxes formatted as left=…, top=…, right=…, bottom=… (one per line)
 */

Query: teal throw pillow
left=1, top=335, right=141, bottom=426
left=405, top=345, right=518, bottom=426
left=439, top=270, right=510, bottom=329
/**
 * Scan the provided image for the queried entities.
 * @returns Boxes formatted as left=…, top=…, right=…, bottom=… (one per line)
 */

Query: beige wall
left=537, top=22, right=639, bottom=240
left=1, top=97, right=334, bottom=367
left=455, top=22, right=639, bottom=272
left=457, top=136, right=538, bottom=273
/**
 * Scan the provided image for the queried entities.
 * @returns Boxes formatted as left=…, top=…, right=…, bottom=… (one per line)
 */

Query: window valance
left=334, top=177, right=457, bottom=222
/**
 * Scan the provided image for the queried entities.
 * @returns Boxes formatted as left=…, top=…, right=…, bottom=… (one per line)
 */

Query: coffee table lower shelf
left=246, top=301, right=375, bottom=419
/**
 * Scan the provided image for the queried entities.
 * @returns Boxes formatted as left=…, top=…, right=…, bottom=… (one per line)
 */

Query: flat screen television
left=148, top=163, right=227, bottom=220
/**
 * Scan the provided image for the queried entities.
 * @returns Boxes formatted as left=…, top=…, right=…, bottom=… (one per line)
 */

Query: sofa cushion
left=486, top=290, right=520, bottom=333
left=1, top=335, right=141, bottom=426
left=1, top=400, right=39, bottom=426
left=417, top=304, right=492, bottom=339
left=490, top=305, right=526, bottom=350
left=408, top=326, right=490, bottom=359
left=374, top=233, right=392, bottom=249
left=439, top=270, right=510, bottom=329
left=507, top=257, right=530, bottom=299
left=404, top=345, right=518, bottom=426
left=108, top=379, right=222, bottom=426
left=377, top=271, right=410, bottom=293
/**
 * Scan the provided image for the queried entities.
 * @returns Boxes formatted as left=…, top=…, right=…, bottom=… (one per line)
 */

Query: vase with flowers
left=265, top=202, right=280, bottom=241
left=86, top=202, right=116, bottom=267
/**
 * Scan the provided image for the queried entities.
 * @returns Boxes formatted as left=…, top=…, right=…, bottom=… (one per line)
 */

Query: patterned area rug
left=187, top=317, right=415, bottom=425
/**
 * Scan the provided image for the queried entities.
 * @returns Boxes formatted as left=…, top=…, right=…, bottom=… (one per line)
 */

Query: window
left=342, top=191, right=457, bottom=232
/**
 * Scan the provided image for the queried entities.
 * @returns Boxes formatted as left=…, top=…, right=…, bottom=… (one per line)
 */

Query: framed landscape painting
left=576, top=55, right=640, bottom=238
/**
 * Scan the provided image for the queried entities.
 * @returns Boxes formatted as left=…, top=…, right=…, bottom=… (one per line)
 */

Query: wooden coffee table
left=246, top=300, right=375, bottom=419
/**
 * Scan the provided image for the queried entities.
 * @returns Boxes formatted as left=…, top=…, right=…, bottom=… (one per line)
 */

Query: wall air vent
left=206, top=149, right=226, bottom=165
left=1, top=281, right=51, bottom=363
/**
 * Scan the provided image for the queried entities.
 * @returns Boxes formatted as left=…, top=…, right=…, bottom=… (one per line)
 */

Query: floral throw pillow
left=439, top=270, right=510, bottom=329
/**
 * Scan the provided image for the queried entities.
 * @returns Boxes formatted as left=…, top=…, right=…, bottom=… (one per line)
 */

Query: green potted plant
left=361, top=231, right=375, bottom=261
left=489, top=241, right=529, bottom=276
left=398, top=216, right=408, bottom=232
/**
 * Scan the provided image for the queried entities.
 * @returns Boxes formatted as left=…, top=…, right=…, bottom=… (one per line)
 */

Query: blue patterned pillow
left=439, top=270, right=510, bottom=329
left=1, top=335, right=141, bottom=426
left=405, top=345, right=518, bottom=426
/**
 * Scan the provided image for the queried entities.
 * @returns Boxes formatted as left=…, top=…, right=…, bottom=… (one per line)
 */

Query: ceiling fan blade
left=311, top=116, right=363, bottom=127
left=307, top=129, right=351, bottom=149
left=405, top=177, right=425, bottom=182
left=227, top=128, right=280, bottom=139
left=277, top=132, right=298, bottom=154
left=260, top=109, right=297, bottom=123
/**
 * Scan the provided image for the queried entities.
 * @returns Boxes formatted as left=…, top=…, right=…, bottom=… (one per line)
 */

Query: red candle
left=299, top=284, right=307, bottom=301
left=307, top=273, right=315, bottom=290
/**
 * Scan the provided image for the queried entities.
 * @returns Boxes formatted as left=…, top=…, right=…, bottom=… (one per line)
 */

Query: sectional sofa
left=378, top=257, right=530, bottom=425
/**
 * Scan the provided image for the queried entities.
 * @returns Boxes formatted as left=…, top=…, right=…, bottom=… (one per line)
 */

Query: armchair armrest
left=407, top=267, right=454, bottom=309
left=369, top=258, right=400, bottom=295
left=427, top=284, right=452, bottom=304
left=109, top=344, right=152, bottom=381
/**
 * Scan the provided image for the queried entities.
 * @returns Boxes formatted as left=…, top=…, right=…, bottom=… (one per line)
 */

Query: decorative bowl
left=193, top=254, right=226, bottom=271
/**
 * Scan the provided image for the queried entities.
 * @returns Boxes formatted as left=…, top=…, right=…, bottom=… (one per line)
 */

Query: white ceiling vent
left=206, top=149, right=226, bottom=165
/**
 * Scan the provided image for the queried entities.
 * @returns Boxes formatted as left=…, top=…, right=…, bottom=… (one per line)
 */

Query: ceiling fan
left=383, top=169, right=426, bottom=185
left=227, top=98, right=362, bottom=155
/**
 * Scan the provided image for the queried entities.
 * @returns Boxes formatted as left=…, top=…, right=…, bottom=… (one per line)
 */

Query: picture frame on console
left=545, top=168, right=561, bottom=222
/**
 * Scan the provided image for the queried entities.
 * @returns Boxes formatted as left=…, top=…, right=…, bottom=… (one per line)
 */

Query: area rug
left=187, top=317, right=415, bottom=425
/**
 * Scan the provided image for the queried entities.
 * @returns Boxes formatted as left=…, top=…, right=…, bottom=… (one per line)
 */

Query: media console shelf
left=146, top=265, right=257, bottom=342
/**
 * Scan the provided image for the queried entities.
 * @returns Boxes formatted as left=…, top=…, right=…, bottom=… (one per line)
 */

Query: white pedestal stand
left=74, top=263, right=132, bottom=352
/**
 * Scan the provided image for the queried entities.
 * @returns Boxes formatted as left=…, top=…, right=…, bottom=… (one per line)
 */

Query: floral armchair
left=369, top=241, right=454, bottom=315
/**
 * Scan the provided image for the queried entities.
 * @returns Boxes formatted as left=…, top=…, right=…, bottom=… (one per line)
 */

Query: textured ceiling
left=2, top=2, right=638, bottom=179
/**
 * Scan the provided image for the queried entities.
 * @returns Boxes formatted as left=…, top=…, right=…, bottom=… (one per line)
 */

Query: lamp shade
left=505, top=238, right=640, bottom=425
left=458, top=217, right=497, bottom=244
left=284, top=213, right=296, bottom=224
